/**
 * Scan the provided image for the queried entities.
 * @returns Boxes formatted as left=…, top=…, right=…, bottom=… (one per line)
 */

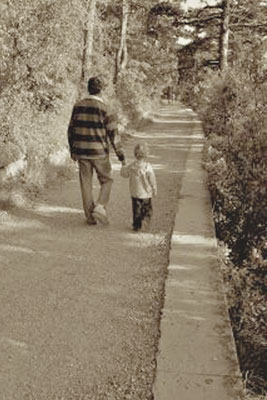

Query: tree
left=94, top=0, right=180, bottom=123
left=81, top=0, right=97, bottom=84
left=0, top=0, right=86, bottom=170
left=147, top=0, right=267, bottom=76
left=114, top=0, right=129, bottom=83
left=219, top=0, right=231, bottom=71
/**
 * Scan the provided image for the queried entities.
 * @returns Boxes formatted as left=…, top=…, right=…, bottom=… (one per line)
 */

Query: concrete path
left=0, top=102, right=195, bottom=400
left=0, top=102, right=244, bottom=399
left=153, top=106, right=244, bottom=400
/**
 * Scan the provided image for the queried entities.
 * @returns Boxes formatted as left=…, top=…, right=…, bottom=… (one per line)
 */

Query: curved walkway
left=0, top=103, right=243, bottom=400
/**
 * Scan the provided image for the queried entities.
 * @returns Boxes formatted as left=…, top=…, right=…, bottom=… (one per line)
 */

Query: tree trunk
left=219, top=0, right=231, bottom=71
left=114, top=0, right=129, bottom=83
left=81, top=0, right=96, bottom=84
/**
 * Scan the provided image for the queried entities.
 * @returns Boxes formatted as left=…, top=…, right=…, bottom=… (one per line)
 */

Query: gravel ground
left=0, top=104, right=194, bottom=400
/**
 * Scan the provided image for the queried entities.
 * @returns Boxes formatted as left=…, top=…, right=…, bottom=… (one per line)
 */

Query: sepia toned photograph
left=0, top=0, right=266, bottom=399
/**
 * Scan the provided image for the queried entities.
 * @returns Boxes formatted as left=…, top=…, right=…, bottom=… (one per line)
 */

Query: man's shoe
left=87, top=217, right=97, bottom=225
left=92, top=204, right=109, bottom=225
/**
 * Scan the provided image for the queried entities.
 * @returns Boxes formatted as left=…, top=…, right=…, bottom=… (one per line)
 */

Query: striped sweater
left=68, top=95, right=124, bottom=160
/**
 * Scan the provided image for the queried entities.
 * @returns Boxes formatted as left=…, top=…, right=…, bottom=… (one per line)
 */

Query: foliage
left=0, top=0, right=181, bottom=187
left=94, top=0, right=177, bottom=126
left=0, top=0, right=266, bottom=395
left=176, top=2, right=267, bottom=388
left=0, top=0, right=84, bottom=179
left=174, top=0, right=267, bottom=85
left=192, top=50, right=267, bottom=393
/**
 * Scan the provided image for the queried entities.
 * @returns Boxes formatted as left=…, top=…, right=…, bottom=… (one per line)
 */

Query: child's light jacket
left=121, top=160, right=157, bottom=199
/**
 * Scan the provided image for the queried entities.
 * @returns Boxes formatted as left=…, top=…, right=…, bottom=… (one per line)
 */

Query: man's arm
left=108, top=129, right=125, bottom=162
left=67, top=107, right=75, bottom=150
left=67, top=107, right=78, bottom=160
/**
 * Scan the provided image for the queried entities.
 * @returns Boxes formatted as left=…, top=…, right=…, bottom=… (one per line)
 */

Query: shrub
left=0, top=0, right=84, bottom=179
left=195, top=68, right=267, bottom=393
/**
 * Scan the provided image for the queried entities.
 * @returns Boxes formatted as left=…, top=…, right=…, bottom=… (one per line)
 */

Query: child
left=121, top=143, right=157, bottom=232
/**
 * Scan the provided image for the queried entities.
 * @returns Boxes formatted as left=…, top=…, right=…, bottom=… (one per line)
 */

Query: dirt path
left=0, top=103, right=197, bottom=400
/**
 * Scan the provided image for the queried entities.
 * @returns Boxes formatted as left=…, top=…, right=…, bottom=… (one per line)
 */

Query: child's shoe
left=132, top=222, right=141, bottom=232
left=87, top=216, right=97, bottom=225
left=92, top=204, right=109, bottom=225
left=141, top=218, right=151, bottom=232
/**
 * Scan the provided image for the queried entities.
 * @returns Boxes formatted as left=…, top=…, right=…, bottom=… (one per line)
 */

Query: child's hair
left=134, top=143, right=149, bottom=160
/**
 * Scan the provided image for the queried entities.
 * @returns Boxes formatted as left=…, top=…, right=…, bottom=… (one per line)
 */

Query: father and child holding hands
left=68, top=76, right=157, bottom=232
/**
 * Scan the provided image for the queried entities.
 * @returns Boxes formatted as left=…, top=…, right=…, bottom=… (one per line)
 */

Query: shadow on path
left=0, top=103, right=206, bottom=400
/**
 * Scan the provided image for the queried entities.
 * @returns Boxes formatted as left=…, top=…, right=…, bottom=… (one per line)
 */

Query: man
left=68, top=77, right=125, bottom=225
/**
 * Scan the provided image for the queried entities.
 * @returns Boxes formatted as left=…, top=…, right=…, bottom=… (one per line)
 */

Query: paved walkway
left=0, top=103, right=194, bottom=400
left=0, top=102, right=244, bottom=399
left=153, top=106, right=244, bottom=400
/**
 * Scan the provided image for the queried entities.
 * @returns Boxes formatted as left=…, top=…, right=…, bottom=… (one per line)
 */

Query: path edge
left=152, top=112, right=245, bottom=400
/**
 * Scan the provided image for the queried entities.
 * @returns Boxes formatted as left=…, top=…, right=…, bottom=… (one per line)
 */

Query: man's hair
left=134, top=143, right=149, bottom=160
left=88, top=77, right=102, bottom=95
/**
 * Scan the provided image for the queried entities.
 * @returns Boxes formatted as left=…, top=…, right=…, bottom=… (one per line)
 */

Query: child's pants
left=131, top=197, right=153, bottom=231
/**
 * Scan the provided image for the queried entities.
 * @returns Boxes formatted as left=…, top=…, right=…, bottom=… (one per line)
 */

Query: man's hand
left=116, top=150, right=125, bottom=163
left=71, top=153, right=78, bottom=161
